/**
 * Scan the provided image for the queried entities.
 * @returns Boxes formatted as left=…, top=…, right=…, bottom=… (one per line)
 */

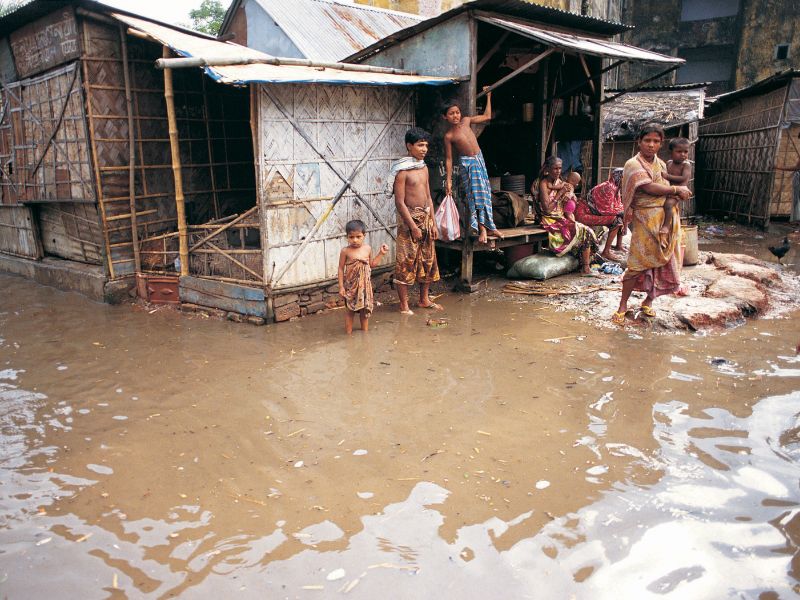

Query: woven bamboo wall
left=80, top=18, right=254, bottom=279
left=772, top=124, right=800, bottom=217
left=696, top=85, right=787, bottom=226
left=257, top=84, right=414, bottom=290
left=0, top=63, right=94, bottom=205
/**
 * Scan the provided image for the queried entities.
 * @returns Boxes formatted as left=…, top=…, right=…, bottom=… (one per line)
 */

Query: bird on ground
left=768, top=236, right=791, bottom=264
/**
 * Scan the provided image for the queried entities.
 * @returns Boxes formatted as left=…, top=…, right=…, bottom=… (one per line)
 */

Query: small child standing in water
left=660, top=137, right=692, bottom=249
left=338, top=220, right=388, bottom=334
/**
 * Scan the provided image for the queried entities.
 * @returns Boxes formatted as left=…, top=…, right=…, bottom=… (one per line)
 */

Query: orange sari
left=621, top=154, right=680, bottom=298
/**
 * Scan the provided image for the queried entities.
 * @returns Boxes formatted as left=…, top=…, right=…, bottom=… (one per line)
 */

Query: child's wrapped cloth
left=342, top=258, right=373, bottom=316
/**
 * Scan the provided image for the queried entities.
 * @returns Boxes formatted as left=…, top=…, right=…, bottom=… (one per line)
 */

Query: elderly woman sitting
left=574, top=168, right=625, bottom=260
left=534, top=157, right=597, bottom=273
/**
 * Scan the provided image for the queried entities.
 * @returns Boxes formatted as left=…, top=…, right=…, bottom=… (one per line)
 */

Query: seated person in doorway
left=575, top=167, right=626, bottom=260
left=535, top=156, right=597, bottom=274
left=443, top=87, right=503, bottom=245
left=391, top=127, right=441, bottom=315
left=659, top=137, right=692, bottom=249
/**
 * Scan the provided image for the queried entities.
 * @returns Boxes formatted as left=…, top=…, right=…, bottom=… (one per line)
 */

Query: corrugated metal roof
left=603, top=89, right=705, bottom=140
left=113, top=12, right=452, bottom=87
left=707, top=69, right=800, bottom=110
left=347, top=0, right=631, bottom=63
left=250, top=0, right=422, bottom=62
left=480, top=16, right=683, bottom=64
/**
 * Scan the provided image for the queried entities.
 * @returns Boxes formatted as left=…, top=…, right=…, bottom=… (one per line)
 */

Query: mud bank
left=500, top=252, right=800, bottom=332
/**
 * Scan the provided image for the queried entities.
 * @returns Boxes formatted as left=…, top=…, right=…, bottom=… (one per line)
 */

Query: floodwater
left=1, top=272, right=799, bottom=599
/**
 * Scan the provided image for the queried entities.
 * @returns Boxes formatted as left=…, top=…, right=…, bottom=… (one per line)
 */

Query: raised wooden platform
left=436, top=224, right=549, bottom=292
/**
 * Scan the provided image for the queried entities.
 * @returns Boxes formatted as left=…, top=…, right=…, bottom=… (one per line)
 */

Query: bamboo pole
left=80, top=35, right=116, bottom=278
left=162, top=46, right=189, bottom=277
left=121, top=27, right=141, bottom=274
left=189, top=205, right=258, bottom=252
left=201, top=74, right=220, bottom=219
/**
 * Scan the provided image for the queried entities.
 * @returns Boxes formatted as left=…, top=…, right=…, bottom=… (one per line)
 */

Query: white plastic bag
left=435, top=194, right=460, bottom=242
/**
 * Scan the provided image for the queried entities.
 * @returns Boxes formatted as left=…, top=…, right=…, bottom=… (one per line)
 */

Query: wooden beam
left=477, top=49, right=555, bottom=99
left=476, top=31, right=510, bottom=73
left=162, top=46, right=189, bottom=277
left=578, top=54, right=596, bottom=95
left=602, top=64, right=681, bottom=105
left=189, top=205, right=258, bottom=252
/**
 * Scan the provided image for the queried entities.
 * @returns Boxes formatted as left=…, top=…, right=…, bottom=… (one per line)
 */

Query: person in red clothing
left=575, top=168, right=625, bottom=260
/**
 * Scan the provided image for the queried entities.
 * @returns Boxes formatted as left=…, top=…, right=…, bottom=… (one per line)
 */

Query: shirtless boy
left=660, top=137, right=692, bottom=249
left=392, top=127, right=441, bottom=315
left=443, top=88, right=502, bottom=244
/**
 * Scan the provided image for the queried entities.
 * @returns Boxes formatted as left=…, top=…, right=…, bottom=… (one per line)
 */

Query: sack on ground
left=507, top=252, right=579, bottom=280
left=435, top=194, right=460, bottom=242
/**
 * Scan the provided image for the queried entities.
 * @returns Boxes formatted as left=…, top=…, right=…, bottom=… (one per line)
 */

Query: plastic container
left=682, top=225, right=699, bottom=266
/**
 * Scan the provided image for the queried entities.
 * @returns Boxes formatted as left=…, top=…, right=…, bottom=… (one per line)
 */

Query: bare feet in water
left=418, top=301, right=443, bottom=310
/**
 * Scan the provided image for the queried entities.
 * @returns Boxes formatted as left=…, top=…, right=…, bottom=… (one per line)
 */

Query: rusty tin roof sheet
left=250, top=0, right=422, bottom=62
left=113, top=12, right=452, bottom=87
left=603, top=88, right=705, bottom=140
left=481, top=16, right=683, bottom=64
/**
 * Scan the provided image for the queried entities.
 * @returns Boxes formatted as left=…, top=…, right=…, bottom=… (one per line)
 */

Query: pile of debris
left=502, top=252, right=800, bottom=332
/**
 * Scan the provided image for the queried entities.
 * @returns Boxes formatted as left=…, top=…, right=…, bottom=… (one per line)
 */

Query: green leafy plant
left=189, top=0, right=226, bottom=36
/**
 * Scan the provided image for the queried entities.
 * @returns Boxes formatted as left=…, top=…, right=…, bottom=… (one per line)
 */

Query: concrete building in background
left=619, top=0, right=799, bottom=95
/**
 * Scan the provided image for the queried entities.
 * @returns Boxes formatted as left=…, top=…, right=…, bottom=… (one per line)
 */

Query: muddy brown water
left=1, top=271, right=799, bottom=599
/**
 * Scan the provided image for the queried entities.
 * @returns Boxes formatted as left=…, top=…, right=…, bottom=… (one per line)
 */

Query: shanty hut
left=696, top=70, right=800, bottom=227
left=601, top=83, right=706, bottom=216
left=219, top=0, right=422, bottom=62
left=0, top=0, right=255, bottom=301
left=0, top=0, right=451, bottom=322
left=345, top=0, right=683, bottom=288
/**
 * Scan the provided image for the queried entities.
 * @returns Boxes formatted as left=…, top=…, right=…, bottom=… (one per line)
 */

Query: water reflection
left=1, top=274, right=799, bottom=598
left=2, top=373, right=798, bottom=597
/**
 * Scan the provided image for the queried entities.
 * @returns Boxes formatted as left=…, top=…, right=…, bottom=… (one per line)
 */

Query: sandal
left=611, top=310, right=627, bottom=325
left=640, top=305, right=656, bottom=318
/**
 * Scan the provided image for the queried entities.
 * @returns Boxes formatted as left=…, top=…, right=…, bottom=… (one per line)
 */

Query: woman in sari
left=612, top=124, right=691, bottom=325
left=575, top=167, right=625, bottom=260
left=535, top=157, right=597, bottom=274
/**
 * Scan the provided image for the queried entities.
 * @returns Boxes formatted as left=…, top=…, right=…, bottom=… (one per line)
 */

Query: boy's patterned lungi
left=459, top=151, right=497, bottom=234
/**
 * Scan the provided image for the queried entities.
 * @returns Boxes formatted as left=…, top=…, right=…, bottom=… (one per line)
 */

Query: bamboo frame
left=81, top=45, right=116, bottom=278
left=189, top=205, right=258, bottom=252
left=162, top=46, right=189, bottom=277
left=121, top=27, right=141, bottom=274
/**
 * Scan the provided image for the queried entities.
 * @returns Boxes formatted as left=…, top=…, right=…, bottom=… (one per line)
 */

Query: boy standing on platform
left=443, top=88, right=503, bottom=245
